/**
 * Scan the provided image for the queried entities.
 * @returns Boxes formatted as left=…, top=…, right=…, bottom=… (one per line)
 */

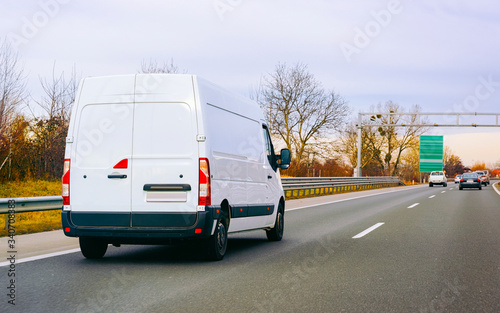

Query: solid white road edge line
left=352, top=223, right=385, bottom=239
left=493, top=182, right=500, bottom=196
left=287, top=185, right=424, bottom=212
left=0, top=248, right=81, bottom=267
left=407, top=203, right=420, bottom=209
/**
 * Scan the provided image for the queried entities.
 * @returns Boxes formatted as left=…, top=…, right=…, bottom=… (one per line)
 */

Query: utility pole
left=356, top=113, right=362, bottom=177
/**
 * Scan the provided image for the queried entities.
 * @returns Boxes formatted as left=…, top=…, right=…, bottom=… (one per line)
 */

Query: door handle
left=143, top=184, right=191, bottom=191
left=268, top=175, right=273, bottom=179
left=108, top=174, right=127, bottom=179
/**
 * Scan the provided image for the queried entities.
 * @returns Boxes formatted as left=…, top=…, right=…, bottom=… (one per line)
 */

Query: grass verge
left=1, top=180, right=62, bottom=237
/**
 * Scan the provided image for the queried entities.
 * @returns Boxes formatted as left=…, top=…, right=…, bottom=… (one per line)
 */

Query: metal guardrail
left=0, top=196, right=63, bottom=214
left=281, top=176, right=403, bottom=197
left=1, top=196, right=63, bottom=229
left=0, top=177, right=402, bottom=215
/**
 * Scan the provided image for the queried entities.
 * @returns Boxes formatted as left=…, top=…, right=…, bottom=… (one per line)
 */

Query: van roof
left=76, top=74, right=264, bottom=122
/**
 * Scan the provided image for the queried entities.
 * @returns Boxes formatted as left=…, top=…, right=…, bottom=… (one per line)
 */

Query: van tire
left=79, top=237, right=108, bottom=259
left=266, top=203, right=284, bottom=241
left=206, top=217, right=228, bottom=261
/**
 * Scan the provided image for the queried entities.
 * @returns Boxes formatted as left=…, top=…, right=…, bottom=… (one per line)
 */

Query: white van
left=61, top=74, right=291, bottom=260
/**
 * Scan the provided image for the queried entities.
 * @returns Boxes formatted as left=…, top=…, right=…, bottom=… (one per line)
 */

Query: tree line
left=0, top=40, right=483, bottom=183
left=0, top=39, right=77, bottom=182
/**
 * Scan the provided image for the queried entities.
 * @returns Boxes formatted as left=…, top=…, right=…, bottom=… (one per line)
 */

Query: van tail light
left=199, top=158, right=211, bottom=206
left=62, top=159, right=70, bottom=205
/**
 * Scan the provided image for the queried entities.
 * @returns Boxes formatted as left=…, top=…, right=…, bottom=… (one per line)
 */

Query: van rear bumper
left=61, top=206, right=221, bottom=243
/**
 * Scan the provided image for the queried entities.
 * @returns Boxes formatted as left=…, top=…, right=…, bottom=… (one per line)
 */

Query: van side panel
left=195, top=77, right=278, bottom=232
left=204, top=103, right=267, bottom=205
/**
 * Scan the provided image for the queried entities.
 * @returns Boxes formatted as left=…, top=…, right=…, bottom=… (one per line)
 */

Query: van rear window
left=132, top=102, right=195, bottom=157
left=74, top=103, right=133, bottom=168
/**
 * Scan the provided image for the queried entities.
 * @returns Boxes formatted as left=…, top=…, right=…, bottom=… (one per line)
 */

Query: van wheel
left=79, top=237, right=108, bottom=259
left=266, top=204, right=284, bottom=241
left=429, top=183, right=433, bottom=187
left=443, top=182, right=447, bottom=187
left=206, top=218, right=228, bottom=261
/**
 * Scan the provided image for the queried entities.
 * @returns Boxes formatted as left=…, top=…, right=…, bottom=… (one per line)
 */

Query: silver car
left=475, top=171, right=490, bottom=186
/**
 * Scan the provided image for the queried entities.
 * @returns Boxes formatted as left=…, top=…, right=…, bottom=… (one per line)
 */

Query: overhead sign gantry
left=355, top=112, right=500, bottom=177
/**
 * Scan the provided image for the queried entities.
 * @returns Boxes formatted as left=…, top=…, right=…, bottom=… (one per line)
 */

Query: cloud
left=2, top=0, right=500, bottom=118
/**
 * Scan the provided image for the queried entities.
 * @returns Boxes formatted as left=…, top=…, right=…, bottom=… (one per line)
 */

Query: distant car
left=429, top=171, right=447, bottom=187
left=474, top=170, right=490, bottom=186
left=454, top=175, right=462, bottom=184
left=459, top=172, right=482, bottom=190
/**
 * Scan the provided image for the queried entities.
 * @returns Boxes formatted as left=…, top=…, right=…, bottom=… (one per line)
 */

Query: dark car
left=459, top=172, right=482, bottom=190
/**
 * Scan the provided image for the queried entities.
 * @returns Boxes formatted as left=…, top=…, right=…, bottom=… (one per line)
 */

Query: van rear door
left=70, top=101, right=134, bottom=227
left=130, top=101, right=199, bottom=227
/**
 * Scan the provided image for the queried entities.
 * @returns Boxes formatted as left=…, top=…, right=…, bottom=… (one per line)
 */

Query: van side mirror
left=278, top=148, right=291, bottom=169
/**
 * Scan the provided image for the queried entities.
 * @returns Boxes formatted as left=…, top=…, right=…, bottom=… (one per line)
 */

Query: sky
left=2, top=0, right=500, bottom=167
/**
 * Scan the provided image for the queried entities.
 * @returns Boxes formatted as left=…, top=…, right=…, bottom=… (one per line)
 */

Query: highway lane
left=2, top=182, right=500, bottom=312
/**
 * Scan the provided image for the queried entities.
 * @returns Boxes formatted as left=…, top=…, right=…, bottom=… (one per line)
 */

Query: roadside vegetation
left=0, top=180, right=62, bottom=237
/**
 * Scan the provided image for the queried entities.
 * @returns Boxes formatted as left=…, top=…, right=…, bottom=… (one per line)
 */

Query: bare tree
left=30, top=62, right=79, bottom=122
left=0, top=39, right=27, bottom=178
left=26, top=63, right=79, bottom=178
left=257, top=62, right=350, bottom=170
left=370, top=102, right=429, bottom=176
left=139, top=58, right=185, bottom=74
left=0, top=38, right=27, bottom=143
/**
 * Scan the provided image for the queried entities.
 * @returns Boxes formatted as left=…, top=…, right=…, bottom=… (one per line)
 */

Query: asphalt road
left=1, top=182, right=500, bottom=312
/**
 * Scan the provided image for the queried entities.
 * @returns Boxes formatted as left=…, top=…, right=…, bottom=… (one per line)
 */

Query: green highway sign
left=419, top=135, right=443, bottom=172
